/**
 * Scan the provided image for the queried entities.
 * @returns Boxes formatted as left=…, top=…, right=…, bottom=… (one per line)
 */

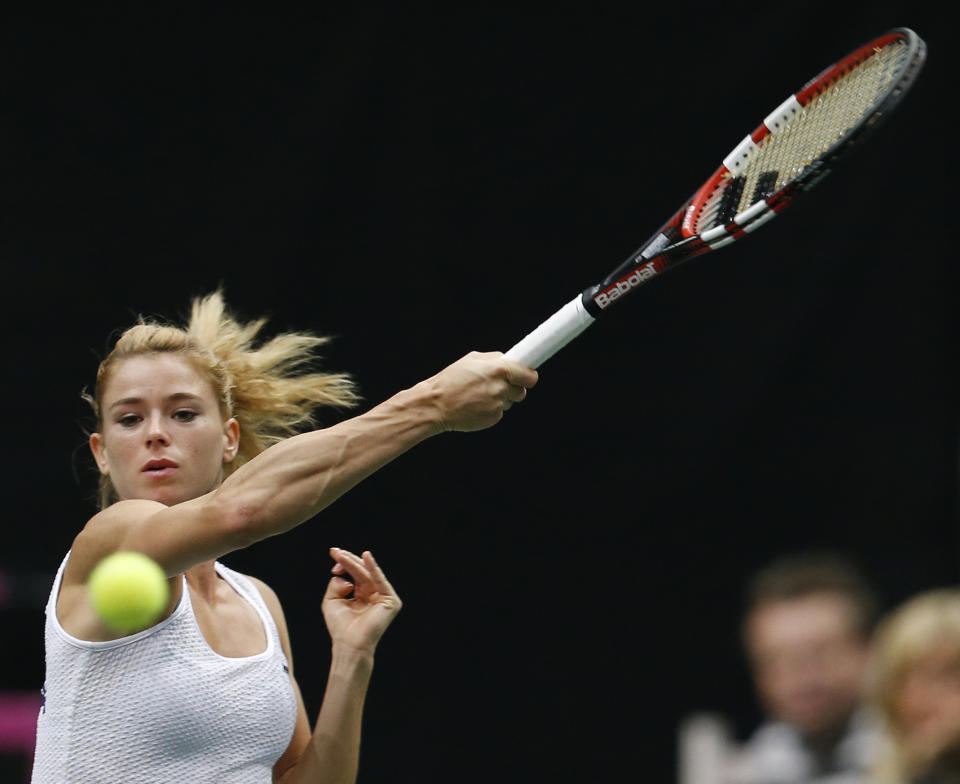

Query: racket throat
left=584, top=234, right=705, bottom=314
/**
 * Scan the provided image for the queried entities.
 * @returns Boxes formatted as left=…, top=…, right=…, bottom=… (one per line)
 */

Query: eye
left=173, top=409, right=198, bottom=422
left=117, top=414, right=141, bottom=427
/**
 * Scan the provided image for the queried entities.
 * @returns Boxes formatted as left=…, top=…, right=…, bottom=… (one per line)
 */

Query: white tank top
left=32, top=552, right=299, bottom=783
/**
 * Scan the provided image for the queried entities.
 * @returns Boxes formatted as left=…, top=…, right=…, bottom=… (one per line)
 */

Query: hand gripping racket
left=504, top=27, right=926, bottom=369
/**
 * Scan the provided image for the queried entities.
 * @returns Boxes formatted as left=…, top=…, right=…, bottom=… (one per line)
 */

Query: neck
left=185, top=560, right=220, bottom=600
left=800, top=711, right=856, bottom=772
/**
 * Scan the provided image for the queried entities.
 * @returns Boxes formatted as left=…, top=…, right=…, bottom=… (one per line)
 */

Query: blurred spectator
left=869, top=589, right=960, bottom=784
left=680, top=552, right=882, bottom=784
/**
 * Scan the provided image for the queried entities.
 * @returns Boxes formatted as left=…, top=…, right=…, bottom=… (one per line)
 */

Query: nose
left=145, top=412, right=170, bottom=447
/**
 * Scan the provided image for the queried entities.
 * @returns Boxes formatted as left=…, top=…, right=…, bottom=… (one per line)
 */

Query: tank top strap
left=213, top=562, right=285, bottom=654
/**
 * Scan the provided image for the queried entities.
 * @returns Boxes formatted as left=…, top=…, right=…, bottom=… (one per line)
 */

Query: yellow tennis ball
left=87, top=551, right=169, bottom=632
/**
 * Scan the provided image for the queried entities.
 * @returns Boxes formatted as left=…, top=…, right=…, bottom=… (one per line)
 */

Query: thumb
left=324, top=576, right=354, bottom=601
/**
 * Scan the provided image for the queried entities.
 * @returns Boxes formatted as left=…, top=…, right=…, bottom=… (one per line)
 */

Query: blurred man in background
left=730, top=551, right=883, bottom=783
left=679, top=552, right=883, bottom=784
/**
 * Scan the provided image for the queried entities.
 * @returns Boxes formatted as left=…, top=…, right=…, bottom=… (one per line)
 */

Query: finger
left=329, top=548, right=348, bottom=574
left=362, top=551, right=400, bottom=598
left=331, top=546, right=367, bottom=570
left=323, top=576, right=355, bottom=601
left=330, top=546, right=364, bottom=567
left=501, top=357, right=538, bottom=388
left=331, top=547, right=374, bottom=588
left=504, top=384, right=527, bottom=403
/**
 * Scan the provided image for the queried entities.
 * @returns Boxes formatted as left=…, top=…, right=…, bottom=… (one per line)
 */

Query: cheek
left=100, top=431, right=136, bottom=465
left=191, top=429, right=231, bottom=471
left=896, top=679, right=954, bottom=728
left=756, top=667, right=790, bottom=703
left=896, top=687, right=929, bottom=728
left=929, top=684, right=960, bottom=718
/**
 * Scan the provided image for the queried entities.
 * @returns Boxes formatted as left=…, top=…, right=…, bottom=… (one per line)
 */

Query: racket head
left=586, top=27, right=926, bottom=314
left=681, top=27, right=927, bottom=244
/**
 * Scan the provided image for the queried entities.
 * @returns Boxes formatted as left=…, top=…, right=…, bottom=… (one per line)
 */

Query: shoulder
left=744, top=720, right=802, bottom=749
left=67, top=500, right=169, bottom=581
left=78, top=499, right=168, bottom=543
left=57, top=500, right=177, bottom=642
left=837, top=708, right=884, bottom=767
left=735, top=721, right=807, bottom=772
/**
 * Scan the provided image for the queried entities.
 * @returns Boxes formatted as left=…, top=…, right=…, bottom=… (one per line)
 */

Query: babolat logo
left=594, top=261, right=658, bottom=309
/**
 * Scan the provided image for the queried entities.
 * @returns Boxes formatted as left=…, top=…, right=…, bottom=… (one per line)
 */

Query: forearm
left=220, top=381, right=443, bottom=543
left=212, top=351, right=533, bottom=547
left=282, top=646, right=375, bottom=784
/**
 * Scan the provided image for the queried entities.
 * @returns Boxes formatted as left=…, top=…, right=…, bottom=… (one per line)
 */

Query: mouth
left=141, top=459, right=179, bottom=477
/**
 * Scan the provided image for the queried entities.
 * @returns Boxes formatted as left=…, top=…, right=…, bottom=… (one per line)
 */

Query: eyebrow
left=109, top=392, right=206, bottom=410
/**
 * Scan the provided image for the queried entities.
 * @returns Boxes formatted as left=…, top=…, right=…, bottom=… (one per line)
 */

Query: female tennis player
left=31, top=290, right=538, bottom=783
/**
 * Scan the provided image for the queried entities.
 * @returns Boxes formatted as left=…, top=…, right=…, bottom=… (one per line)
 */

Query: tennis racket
left=504, top=27, right=926, bottom=369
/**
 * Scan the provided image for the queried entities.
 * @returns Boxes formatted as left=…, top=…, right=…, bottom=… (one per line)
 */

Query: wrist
left=330, top=641, right=375, bottom=674
left=402, top=377, right=447, bottom=436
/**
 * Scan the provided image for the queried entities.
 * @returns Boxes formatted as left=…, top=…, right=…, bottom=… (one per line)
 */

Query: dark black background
left=1, top=4, right=955, bottom=782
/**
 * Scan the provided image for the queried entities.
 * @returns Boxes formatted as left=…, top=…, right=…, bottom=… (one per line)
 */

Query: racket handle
left=504, top=295, right=595, bottom=369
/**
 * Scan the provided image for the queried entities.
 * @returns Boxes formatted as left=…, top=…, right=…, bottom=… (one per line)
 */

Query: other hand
left=322, top=547, right=402, bottom=655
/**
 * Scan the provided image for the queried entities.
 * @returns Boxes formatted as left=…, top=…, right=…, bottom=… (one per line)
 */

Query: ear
left=89, top=432, right=109, bottom=475
left=222, top=417, right=240, bottom=463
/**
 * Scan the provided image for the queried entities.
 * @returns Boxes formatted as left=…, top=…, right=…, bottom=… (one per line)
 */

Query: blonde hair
left=869, top=589, right=960, bottom=783
left=86, top=290, right=359, bottom=508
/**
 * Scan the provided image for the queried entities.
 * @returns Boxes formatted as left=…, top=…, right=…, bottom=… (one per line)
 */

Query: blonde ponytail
left=86, top=290, right=359, bottom=508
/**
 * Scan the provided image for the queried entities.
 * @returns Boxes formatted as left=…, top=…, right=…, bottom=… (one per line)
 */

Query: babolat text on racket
left=505, top=27, right=926, bottom=369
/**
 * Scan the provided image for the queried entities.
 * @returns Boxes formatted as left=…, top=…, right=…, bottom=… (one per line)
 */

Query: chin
left=792, top=710, right=850, bottom=737
left=140, top=484, right=200, bottom=507
left=128, top=471, right=220, bottom=507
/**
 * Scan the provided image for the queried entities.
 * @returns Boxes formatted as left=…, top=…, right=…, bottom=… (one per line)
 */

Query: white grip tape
left=504, top=295, right=595, bottom=369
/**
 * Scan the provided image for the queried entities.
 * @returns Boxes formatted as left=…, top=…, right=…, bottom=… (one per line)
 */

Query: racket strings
left=695, top=39, right=910, bottom=233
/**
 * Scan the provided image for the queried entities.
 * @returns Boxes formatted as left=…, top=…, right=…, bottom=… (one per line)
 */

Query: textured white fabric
left=32, top=552, right=298, bottom=783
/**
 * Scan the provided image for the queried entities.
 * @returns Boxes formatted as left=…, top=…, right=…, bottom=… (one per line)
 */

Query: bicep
left=57, top=494, right=251, bottom=637
left=57, top=499, right=185, bottom=640
left=70, top=492, right=248, bottom=581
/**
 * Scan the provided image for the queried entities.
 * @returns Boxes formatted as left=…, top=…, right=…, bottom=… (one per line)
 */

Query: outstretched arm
left=274, top=548, right=402, bottom=784
left=70, top=352, right=537, bottom=579
left=220, top=351, right=537, bottom=545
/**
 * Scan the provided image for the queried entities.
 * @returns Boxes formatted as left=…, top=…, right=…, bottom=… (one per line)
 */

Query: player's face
left=89, top=353, right=239, bottom=506
left=745, top=593, right=869, bottom=737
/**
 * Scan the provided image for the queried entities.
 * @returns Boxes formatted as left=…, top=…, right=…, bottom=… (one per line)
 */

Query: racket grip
left=504, top=295, right=595, bottom=369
